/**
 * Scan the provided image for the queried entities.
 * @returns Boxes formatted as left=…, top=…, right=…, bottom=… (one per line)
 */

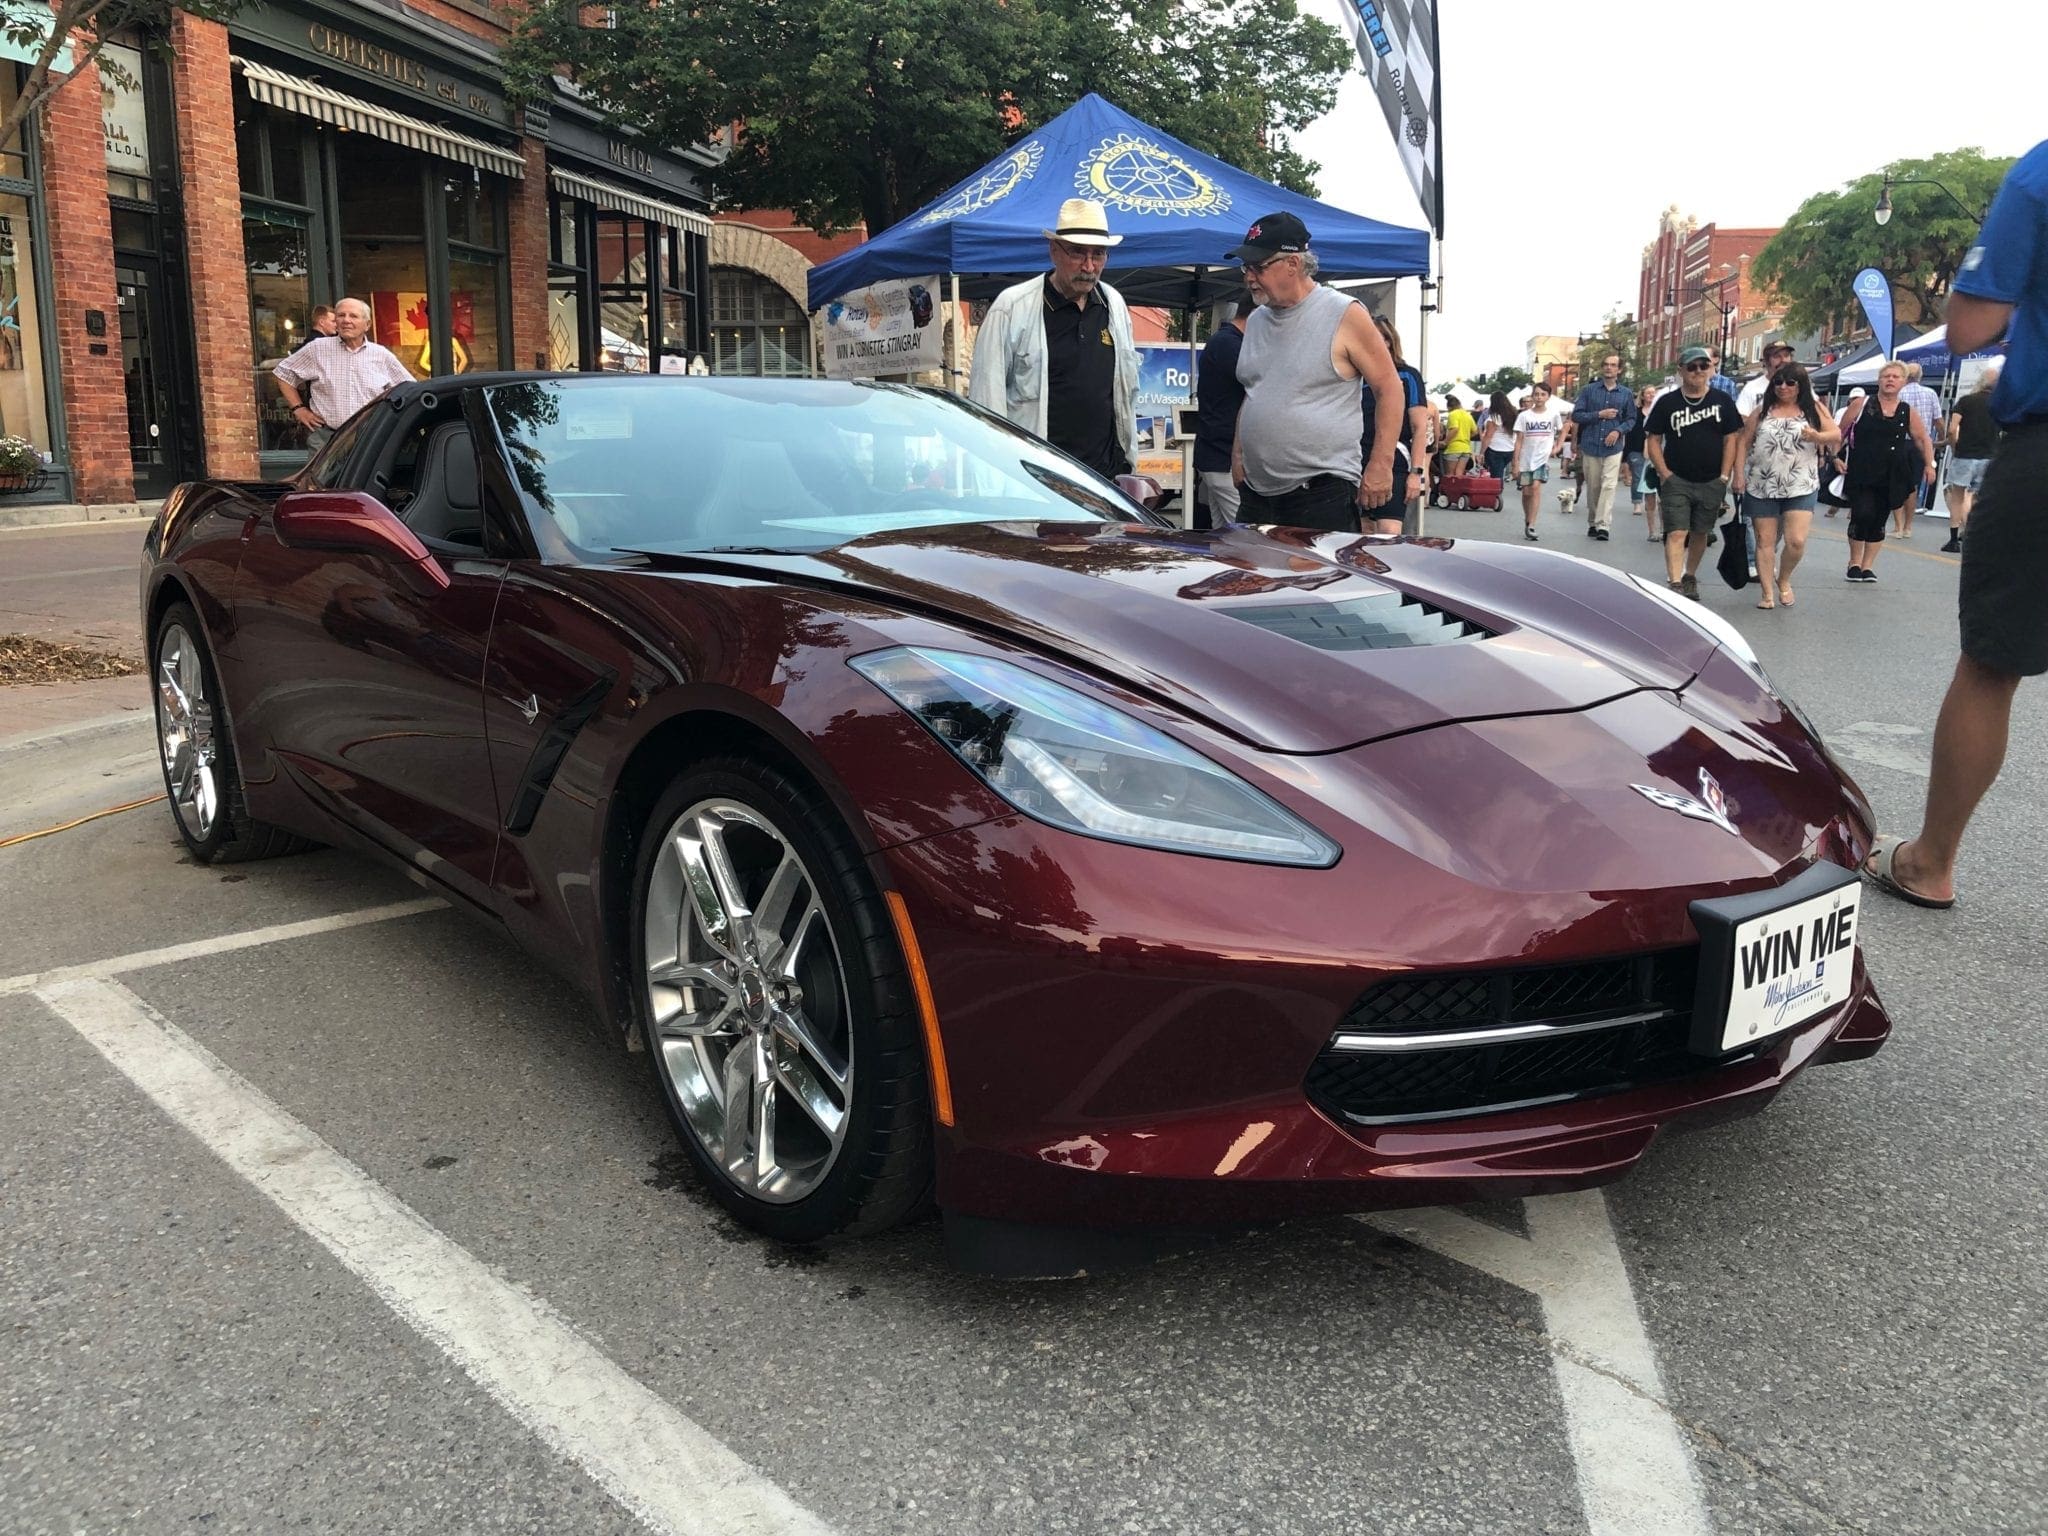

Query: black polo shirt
left=1041, top=276, right=1125, bottom=478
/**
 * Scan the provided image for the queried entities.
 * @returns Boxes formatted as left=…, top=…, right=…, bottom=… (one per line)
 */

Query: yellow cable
left=0, top=793, right=165, bottom=849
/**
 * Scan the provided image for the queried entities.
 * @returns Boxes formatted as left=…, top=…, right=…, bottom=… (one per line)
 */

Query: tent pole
left=949, top=273, right=964, bottom=396
left=1414, top=239, right=1439, bottom=537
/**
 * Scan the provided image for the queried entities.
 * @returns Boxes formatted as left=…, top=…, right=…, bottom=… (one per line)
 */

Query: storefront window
left=0, top=191, right=53, bottom=456
left=0, top=63, right=28, bottom=183
left=245, top=209, right=313, bottom=451
left=595, top=214, right=650, bottom=372
left=448, top=254, right=499, bottom=373
left=548, top=277, right=582, bottom=371
left=443, top=169, right=497, bottom=248
left=711, top=270, right=813, bottom=377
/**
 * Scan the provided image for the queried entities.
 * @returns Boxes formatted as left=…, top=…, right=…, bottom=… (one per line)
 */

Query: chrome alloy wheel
left=156, top=623, right=219, bottom=841
left=643, top=798, right=854, bottom=1204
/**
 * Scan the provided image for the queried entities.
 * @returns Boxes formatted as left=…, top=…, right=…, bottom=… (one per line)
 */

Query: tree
left=1571, top=310, right=1649, bottom=393
left=0, top=0, right=241, bottom=149
left=1466, top=365, right=1532, bottom=397
left=501, top=0, right=1352, bottom=235
left=1753, top=148, right=2013, bottom=341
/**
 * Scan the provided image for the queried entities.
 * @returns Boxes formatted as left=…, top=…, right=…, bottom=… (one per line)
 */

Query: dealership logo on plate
left=1630, top=768, right=1739, bottom=836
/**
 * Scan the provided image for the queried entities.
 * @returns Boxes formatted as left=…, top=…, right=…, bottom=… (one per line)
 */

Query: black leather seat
left=402, top=422, right=483, bottom=548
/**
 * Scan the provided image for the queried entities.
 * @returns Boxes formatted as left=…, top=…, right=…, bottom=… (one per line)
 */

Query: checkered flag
left=1336, top=0, right=1442, bottom=238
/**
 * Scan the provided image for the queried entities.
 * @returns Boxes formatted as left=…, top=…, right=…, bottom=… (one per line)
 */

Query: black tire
left=1457, top=496, right=1471, bottom=510
left=630, top=756, right=932, bottom=1243
left=151, top=601, right=315, bottom=865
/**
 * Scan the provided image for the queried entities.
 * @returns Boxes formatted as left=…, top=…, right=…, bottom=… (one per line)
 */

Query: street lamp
left=1665, top=275, right=1738, bottom=361
left=1874, top=171, right=1985, bottom=226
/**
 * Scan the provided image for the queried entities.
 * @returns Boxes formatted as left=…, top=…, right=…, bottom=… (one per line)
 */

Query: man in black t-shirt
left=1645, top=345, right=1745, bottom=597
left=1194, top=296, right=1253, bottom=524
left=1941, top=362, right=2002, bottom=551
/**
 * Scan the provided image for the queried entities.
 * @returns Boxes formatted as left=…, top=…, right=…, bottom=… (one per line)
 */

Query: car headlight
left=1627, top=574, right=1825, bottom=743
left=850, top=647, right=1340, bottom=867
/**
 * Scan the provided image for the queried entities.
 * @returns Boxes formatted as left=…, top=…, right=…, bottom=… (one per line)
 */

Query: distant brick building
left=6, top=7, right=853, bottom=506
left=1637, top=206, right=1782, bottom=374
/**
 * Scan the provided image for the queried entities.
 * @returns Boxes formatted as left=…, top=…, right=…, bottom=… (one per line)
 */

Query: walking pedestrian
left=1442, top=394, right=1476, bottom=478
left=1193, top=295, right=1254, bottom=525
left=1227, top=212, right=1401, bottom=531
left=1509, top=382, right=1563, bottom=540
left=1481, top=391, right=1517, bottom=481
left=1862, top=137, right=2048, bottom=910
left=1708, top=348, right=1740, bottom=402
left=1570, top=352, right=1637, bottom=541
left=1361, top=315, right=1429, bottom=533
left=271, top=296, right=413, bottom=450
left=1897, top=360, right=1945, bottom=534
left=1941, top=361, right=2001, bottom=551
left=1625, top=384, right=1660, bottom=538
left=1842, top=361, right=1933, bottom=583
left=1737, top=340, right=1797, bottom=416
left=968, top=198, right=1139, bottom=480
left=1820, top=387, right=1865, bottom=518
left=1644, top=346, right=1744, bottom=597
left=1733, top=362, right=1838, bottom=608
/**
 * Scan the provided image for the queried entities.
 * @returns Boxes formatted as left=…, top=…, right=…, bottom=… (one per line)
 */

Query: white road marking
left=0, top=898, right=445, bottom=996
left=1829, top=721, right=1932, bottom=780
left=35, top=976, right=832, bottom=1536
left=1365, top=1193, right=1712, bottom=1536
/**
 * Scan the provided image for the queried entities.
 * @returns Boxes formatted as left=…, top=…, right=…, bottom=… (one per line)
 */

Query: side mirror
left=273, top=490, right=451, bottom=589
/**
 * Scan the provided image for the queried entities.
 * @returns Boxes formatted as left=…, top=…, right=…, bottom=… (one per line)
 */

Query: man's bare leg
left=1871, top=654, right=2023, bottom=903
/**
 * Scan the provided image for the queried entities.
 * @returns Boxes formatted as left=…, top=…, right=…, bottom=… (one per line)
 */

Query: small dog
left=1555, top=483, right=1579, bottom=517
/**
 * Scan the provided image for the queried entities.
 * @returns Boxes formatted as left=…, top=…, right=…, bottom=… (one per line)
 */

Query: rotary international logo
left=918, top=141, right=1045, bottom=225
left=1076, top=134, right=1230, bottom=218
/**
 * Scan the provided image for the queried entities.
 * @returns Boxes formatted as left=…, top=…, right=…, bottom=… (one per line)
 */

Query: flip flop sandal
left=1756, top=596, right=1776, bottom=609
left=1861, top=834, right=1954, bottom=910
left=1779, top=585, right=1795, bottom=606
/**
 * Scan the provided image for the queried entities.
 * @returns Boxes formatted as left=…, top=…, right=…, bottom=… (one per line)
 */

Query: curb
left=0, top=500, right=162, bottom=532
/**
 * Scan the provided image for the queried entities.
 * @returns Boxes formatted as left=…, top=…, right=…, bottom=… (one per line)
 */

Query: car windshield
left=481, top=377, right=1155, bottom=555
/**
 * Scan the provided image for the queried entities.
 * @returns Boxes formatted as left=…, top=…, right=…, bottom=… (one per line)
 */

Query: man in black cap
left=1227, top=212, right=1401, bottom=531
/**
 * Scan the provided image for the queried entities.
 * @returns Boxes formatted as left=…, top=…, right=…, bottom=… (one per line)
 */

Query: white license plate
left=1718, top=881, right=1861, bottom=1051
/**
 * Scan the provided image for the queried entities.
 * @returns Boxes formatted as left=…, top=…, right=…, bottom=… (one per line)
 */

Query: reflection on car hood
left=663, top=521, right=1725, bottom=753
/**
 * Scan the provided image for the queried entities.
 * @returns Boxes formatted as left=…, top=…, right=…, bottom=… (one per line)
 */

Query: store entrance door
left=116, top=260, right=186, bottom=498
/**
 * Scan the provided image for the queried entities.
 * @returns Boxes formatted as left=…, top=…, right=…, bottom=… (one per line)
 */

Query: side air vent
left=1217, top=592, right=1493, bottom=651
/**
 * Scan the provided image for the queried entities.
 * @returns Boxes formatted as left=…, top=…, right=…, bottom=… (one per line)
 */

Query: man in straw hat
left=969, top=197, right=1139, bottom=479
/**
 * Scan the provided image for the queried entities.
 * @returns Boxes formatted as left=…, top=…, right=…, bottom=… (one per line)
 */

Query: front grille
left=1217, top=592, right=1493, bottom=651
left=1306, top=949, right=1751, bottom=1124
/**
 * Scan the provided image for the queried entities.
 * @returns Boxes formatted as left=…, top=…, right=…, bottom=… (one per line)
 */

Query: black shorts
left=1845, top=484, right=1892, bottom=542
left=1238, top=473, right=1362, bottom=533
left=1959, top=422, right=2048, bottom=677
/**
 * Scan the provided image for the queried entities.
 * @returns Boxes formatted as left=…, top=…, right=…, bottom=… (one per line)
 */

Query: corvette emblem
left=1630, top=768, right=1739, bottom=836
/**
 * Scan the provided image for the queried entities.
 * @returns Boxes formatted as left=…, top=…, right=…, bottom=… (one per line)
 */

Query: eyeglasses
left=1683, top=361, right=1713, bottom=372
left=1242, top=252, right=1294, bottom=274
left=1052, top=240, right=1107, bottom=262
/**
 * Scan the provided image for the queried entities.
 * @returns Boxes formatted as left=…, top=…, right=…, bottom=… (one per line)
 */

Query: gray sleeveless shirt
left=1234, top=284, right=1361, bottom=493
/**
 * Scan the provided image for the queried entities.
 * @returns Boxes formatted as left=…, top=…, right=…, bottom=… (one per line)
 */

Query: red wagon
left=1430, top=472, right=1505, bottom=511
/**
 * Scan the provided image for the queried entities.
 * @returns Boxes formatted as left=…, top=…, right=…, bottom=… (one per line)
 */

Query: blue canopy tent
left=804, top=93, right=1430, bottom=312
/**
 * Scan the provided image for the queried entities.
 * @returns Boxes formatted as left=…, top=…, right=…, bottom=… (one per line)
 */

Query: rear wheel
left=1457, top=496, right=1471, bottom=510
left=152, top=602, right=313, bottom=864
left=631, top=758, right=931, bottom=1243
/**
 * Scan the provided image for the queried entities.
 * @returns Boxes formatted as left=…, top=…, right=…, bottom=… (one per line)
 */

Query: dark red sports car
left=142, top=373, right=1889, bottom=1273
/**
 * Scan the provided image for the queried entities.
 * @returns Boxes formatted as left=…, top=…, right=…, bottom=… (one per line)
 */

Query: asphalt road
left=3, top=491, right=2042, bottom=1536
left=0, top=519, right=149, bottom=656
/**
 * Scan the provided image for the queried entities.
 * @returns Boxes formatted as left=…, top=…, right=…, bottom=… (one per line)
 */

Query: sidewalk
left=0, top=498, right=160, bottom=531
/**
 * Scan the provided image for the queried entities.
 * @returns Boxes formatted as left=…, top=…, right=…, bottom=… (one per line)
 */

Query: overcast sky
left=1291, top=0, right=2041, bottom=387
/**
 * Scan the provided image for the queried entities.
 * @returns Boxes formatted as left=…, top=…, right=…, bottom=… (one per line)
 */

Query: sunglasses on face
left=1774, top=378, right=1800, bottom=388
left=1683, top=361, right=1713, bottom=372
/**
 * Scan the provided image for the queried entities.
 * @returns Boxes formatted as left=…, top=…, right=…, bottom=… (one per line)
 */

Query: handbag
left=1715, top=514, right=1751, bottom=590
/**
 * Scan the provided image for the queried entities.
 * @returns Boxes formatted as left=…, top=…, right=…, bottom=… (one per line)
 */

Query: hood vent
left=1217, top=592, right=1494, bottom=652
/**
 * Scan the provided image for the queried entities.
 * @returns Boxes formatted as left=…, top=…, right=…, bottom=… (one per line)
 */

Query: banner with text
left=1337, top=0, right=1442, bottom=239
left=821, top=278, right=942, bottom=379
left=1853, top=268, right=1896, bottom=360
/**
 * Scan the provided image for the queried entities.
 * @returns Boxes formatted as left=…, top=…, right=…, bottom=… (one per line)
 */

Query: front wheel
left=152, top=602, right=314, bottom=864
left=631, top=758, right=932, bottom=1243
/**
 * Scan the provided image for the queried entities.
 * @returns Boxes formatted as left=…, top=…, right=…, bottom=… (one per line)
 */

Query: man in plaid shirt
left=272, top=297, right=414, bottom=450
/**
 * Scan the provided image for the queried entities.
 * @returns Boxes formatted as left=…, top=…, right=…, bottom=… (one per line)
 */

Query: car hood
left=649, top=521, right=1725, bottom=753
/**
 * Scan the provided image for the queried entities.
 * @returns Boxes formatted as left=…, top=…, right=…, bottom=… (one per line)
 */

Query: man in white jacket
left=968, top=198, right=1139, bottom=479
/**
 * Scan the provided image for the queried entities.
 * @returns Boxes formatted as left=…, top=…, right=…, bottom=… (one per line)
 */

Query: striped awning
left=233, top=57, right=525, bottom=179
left=548, top=166, right=712, bottom=237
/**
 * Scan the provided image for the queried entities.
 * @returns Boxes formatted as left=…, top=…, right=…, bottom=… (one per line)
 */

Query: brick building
left=1636, top=206, right=1782, bottom=374
left=3, top=2, right=843, bottom=507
